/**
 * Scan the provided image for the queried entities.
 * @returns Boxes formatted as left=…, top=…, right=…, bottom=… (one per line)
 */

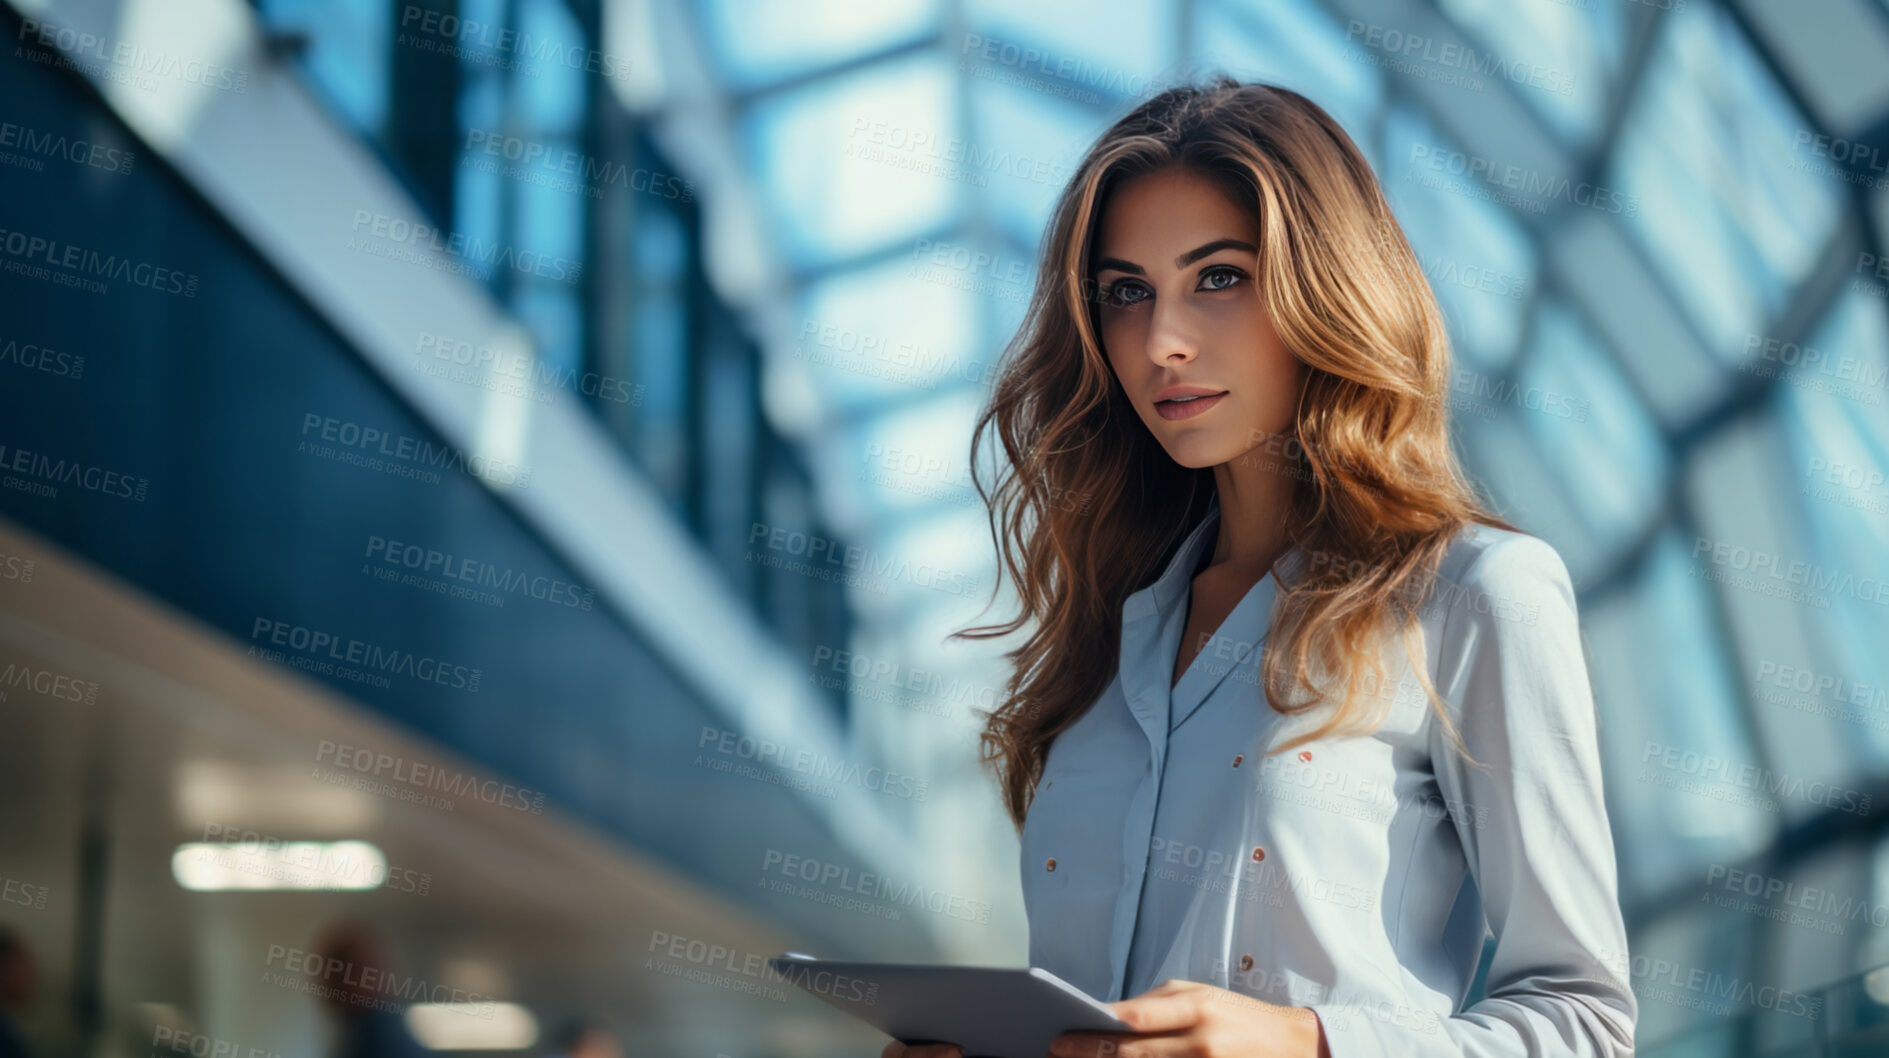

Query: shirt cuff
left=1308, top=1000, right=1444, bottom=1058
left=1308, top=1002, right=1375, bottom=1058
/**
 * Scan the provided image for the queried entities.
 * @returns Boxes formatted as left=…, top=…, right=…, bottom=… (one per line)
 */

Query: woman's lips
left=1155, top=391, right=1229, bottom=420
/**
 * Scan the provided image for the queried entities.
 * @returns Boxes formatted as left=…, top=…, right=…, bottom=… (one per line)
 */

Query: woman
left=894, top=77, right=1637, bottom=1058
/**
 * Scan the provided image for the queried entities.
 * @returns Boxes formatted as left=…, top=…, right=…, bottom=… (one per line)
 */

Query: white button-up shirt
left=1020, top=497, right=1637, bottom=1057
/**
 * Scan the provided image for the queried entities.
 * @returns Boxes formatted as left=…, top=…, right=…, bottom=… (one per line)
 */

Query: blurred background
left=1, top=0, right=1887, bottom=1055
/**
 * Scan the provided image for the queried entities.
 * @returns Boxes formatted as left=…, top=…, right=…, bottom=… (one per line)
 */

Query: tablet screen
left=769, top=955, right=1132, bottom=1058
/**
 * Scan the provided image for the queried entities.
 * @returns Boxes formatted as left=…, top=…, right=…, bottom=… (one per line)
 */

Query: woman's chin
left=1158, top=440, right=1238, bottom=470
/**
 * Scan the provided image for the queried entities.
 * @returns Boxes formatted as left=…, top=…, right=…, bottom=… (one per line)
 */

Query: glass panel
left=1585, top=527, right=1770, bottom=900
left=1434, top=0, right=1628, bottom=149
left=1385, top=102, right=1537, bottom=371
left=1684, top=409, right=1873, bottom=824
left=964, top=80, right=1098, bottom=251
left=445, top=0, right=589, bottom=363
left=257, top=0, right=391, bottom=137
left=1547, top=211, right=1731, bottom=430
left=1513, top=300, right=1668, bottom=553
left=1764, top=846, right=1867, bottom=999
left=701, top=335, right=760, bottom=570
left=741, top=54, right=959, bottom=270
left=513, top=285, right=582, bottom=377
left=1607, top=3, right=1842, bottom=364
left=794, top=257, right=983, bottom=429
left=1458, top=411, right=1601, bottom=580
left=514, top=0, right=589, bottom=130
left=964, top=0, right=1176, bottom=86
left=631, top=207, right=689, bottom=502
left=1768, top=288, right=1889, bottom=772
left=1868, top=838, right=1889, bottom=979
left=840, top=389, right=987, bottom=526
left=700, top=0, right=941, bottom=92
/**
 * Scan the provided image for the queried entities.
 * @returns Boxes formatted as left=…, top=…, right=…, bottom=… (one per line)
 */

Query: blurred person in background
left=0, top=928, right=34, bottom=1058
left=311, top=920, right=427, bottom=1058
left=542, top=1016, right=621, bottom=1058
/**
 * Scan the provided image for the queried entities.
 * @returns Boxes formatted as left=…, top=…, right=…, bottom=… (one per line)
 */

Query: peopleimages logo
left=14, top=17, right=251, bottom=92
left=0, top=336, right=85, bottom=379
left=1691, top=536, right=1889, bottom=607
left=398, top=6, right=634, bottom=82
left=1597, top=947, right=1822, bottom=1021
left=1640, top=741, right=1871, bottom=815
left=1344, top=19, right=1575, bottom=96
left=0, top=661, right=100, bottom=704
left=1405, top=144, right=1638, bottom=217
left=263, top=945, right=495, bottom=1017
left=299, top=413, right=532, bottom=488
left=150, top=1026, right=277, bottom=1058
left=194, top=823, right=432, bottom=895
left=249, top=617, right=482, bottom=693
left=1, top=877, right=47, bottom=911
left=640, top=931, right=827, bottom=1005
left=760, top=849, right=994, bottom=923
left=808, top=646, right=999, bottom=711
left=696, top=725, right=929, bottom=802
left=0, top=227, right=199, bottom=295
left=0, top=550, right=35, bottom=583
left=0, top=441, right=148, bottom=502
left=315, top=740, right=545, bottom=814
left=1754, top=660, right=1889, bottom=712
left=461, top=129, right=693, bottom=202
left=363, top=535, right=595, bottom=610
left=1704, top=863, right=1889, bottom=931
left=414, top=332, right=638, bottom=405
left=1791, top=129, right=1889, bottom=183
left=347, top=211, right=582, bottom=284
left=0, top=120, right=135, bottom=174
left=745, top=523, right=979, bottom=597
left=957, top=33, right=1180, bottom=104
left=798, top=320, right=1000, bottom=389
left=1450, top=367, right=1590, bottom=422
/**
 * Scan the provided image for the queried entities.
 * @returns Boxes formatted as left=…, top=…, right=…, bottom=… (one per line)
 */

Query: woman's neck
left=1206, top=443, right=1297, bottom=575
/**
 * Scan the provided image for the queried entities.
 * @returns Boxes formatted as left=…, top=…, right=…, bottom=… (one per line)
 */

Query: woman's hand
left=1048, top=979, right=1330, bottom=1058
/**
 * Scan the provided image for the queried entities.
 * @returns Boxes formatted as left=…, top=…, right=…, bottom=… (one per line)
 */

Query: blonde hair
left=954, top=76, right=1516, bottom=831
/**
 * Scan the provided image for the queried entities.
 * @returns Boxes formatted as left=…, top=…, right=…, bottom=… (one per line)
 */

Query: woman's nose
left=1145, top=298, right=1198, bottom=365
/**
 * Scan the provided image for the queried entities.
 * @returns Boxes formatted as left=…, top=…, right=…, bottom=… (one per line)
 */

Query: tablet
left=768, top=952, right=1133, bottom=1058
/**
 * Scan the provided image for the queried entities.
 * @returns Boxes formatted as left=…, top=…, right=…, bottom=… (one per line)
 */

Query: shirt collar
left=1121, top=491, right=1309, bottom=626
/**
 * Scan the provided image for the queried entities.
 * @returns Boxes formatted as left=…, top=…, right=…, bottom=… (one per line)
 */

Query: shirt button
left=1239, top=954, right=1254, bottom=971
left=1046, top=857, right=1057, bottom=872
left=1231, top=754, right=1244, bottom=767
left=1251, top=846, right=1266, bottom=862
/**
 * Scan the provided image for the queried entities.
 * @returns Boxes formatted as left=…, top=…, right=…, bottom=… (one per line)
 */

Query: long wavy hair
left=955, top=76, right=1521, bottom=832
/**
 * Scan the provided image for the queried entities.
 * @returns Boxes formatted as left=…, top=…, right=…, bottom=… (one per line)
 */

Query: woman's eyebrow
left=1174, top=238, right=1257, bottom=268
left=1093, top=238, right=1258, bottom=276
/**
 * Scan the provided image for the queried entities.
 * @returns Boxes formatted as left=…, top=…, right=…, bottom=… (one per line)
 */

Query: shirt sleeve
left=1307, top=533, right=1638, bottom=1058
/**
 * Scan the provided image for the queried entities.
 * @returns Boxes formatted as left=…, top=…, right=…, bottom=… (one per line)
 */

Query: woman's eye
left=1199, top=267, right=1247, bottom=292
left=1102, top=281, right=1150, bottom=308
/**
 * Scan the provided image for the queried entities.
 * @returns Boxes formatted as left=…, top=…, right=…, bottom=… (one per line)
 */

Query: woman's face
left=1091, top=166, right=1304, bottom=469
